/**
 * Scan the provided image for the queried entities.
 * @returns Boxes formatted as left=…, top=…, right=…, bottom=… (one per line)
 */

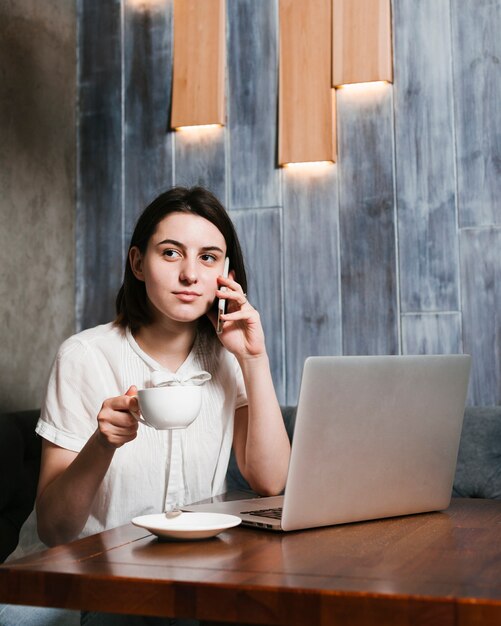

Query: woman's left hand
left=208, top=273, right=266, bottom=359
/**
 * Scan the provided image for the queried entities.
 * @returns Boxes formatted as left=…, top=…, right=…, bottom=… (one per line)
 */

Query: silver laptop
left=183, top=355, right=471, bottom=531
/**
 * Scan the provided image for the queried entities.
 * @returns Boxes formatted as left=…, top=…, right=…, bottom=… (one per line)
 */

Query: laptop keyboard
left=240, top=507, right=283, bottom=520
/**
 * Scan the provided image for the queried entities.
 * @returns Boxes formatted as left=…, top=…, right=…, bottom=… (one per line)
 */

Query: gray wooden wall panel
left=231, top=208, right=285, bottom=403
left=401, top=313, right=462, bottom=355
left=76, top=0, right=123, bottom=330
left=74, top=0, right=501, bottom=405
left=337, top=86, right=398, bottom=356
left=283, top=167, right=341, bottom=404
left=227, top=0, right=280, bottom=210
left=174, top=127, right=226, bottom=204
left=451, top=0, right=501, bottom=227
left=460, top=228, right=501, bottom=406
left=393, top=0, right=459, bottom=313
left=124, top=1, right=174, bottom=239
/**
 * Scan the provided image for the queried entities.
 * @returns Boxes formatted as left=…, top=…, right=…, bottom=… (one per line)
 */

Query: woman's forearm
left=37, top=388, right=139, bottom=547
left=36, top=431, right=116, bottom=546
left=238, top=354, right=291, bottom=495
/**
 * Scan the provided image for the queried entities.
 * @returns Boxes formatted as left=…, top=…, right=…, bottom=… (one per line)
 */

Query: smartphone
left=216, top=257, right=230, bottom=334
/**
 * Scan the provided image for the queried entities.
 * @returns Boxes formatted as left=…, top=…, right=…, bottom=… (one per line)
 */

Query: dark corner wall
left=0, top=0, right=76, bottom=412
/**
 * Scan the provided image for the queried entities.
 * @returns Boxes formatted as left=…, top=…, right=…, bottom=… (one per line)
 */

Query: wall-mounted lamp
left=278, top=0, right=336, bottom=166
left=171, top=0, right=225, bottom=129
left=332, top=0, right=393, bottom=87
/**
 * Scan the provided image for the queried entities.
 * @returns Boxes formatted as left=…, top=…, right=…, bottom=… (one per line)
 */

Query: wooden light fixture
left=332, top=0, right=393, bottom=87
left=171, top=0, right=225, bottom=129
left=278, top=0, right=336, bottom=165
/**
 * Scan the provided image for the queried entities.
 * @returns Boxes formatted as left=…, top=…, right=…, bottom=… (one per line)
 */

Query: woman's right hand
left=96, top=385, right=139, bottom=449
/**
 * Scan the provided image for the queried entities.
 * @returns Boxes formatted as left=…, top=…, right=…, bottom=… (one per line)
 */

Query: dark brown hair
left=115, top=186, right=247, bottom=333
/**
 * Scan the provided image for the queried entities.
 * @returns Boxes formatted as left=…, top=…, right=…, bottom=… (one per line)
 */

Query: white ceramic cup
left=135, top=386, right=202, bottom=430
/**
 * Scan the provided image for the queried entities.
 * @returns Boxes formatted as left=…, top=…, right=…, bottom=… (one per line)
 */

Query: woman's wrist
left=93, top=428, right=120, bottom=454
left=236, top=351, right=270, bottom=376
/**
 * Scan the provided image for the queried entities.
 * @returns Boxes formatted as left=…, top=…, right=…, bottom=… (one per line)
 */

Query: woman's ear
left=129, top=247, right=145, bottom=281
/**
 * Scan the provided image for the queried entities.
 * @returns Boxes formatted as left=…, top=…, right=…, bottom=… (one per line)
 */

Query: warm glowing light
left=128, top=0, right=165, bottom=9
left=282, top=160, right=334, bottom=169
left=336, top=81, right=390, bottom=92
left=175, top=124, right=223, bottom=132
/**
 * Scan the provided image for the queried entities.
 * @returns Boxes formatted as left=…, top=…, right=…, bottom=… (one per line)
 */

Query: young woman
left=1, top=186, right=290, bottom=626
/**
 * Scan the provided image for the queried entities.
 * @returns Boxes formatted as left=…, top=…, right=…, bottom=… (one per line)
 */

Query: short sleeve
left=36, top=337, right=108, bottom=452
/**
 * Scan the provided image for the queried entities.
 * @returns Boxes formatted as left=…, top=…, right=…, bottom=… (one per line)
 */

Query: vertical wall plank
left=231, top=208, right=285, bottom=403
left=393, top=0, right=459, bottom=313
left=460, top=228, right=501, bottom=406
left=227, top=0, right=280, bottom=209
left=77, top=0, right=123, bottom=330
left=174, top=127, right=226, bottom=203
left=401, top=313, right=462, bottom=355
left=337, top=85, right=397, bottom=355
left=124, top=0, right=174, bottom=237
left=283, top=166, right=341, bottom=404
left=451, top=0, right=501, bottom=227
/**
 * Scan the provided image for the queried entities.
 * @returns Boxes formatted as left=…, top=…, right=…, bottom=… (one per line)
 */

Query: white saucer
left=132, top=512, right=242, bottom=540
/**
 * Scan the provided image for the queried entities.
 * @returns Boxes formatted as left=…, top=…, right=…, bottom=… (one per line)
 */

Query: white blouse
left=12, top=322, right=247, bottom=559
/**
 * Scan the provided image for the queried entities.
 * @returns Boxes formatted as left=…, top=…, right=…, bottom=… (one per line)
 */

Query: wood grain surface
left=336, top=83, right=398, bottom=356
left=278, top=0, right=335, bottom=164
left=77, top=0, right=123, bottom=329
left=231, top=208, right=285, bottom=402
left=2, top=500, right=501, bottom=625
left=282, top=165, right=341, bottom=404
left=451, top=0, right=501, bottom=228
left=174, top=126, right=226, bottom=203
left=170, top=0, right=225, bottom=128
left=460, top=228, right=501, bottom=406
left=332, top=0, right=392, bottom=86
left=123, top=0, right=174, bottom=236
left=393, top=0, right=459, bottom=314
left=402, top=313, right=462, bottom=356
left=227, top=0, right=280, bottom=210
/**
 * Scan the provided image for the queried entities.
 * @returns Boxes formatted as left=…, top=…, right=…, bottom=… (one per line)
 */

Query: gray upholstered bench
left=452, top=406, right=501, bottom=499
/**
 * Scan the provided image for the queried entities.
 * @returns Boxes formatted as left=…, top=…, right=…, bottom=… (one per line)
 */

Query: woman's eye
left=201, top=254, right=217, bottom=263
left=162, top=249, right=181, bottom=259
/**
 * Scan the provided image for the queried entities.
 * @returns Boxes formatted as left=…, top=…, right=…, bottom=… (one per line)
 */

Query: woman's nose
left=179, top=259, right=198, bottom=284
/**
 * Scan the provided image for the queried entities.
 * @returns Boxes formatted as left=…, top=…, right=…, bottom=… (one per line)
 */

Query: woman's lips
left=173, top=291, right=201, bottom=303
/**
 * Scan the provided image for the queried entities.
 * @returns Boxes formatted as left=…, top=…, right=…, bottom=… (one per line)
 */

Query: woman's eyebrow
left=156, top=239, right=224, bottom=254
left=156, top=238, right=185, bottom=248
left=200, top=245, right=225, bottom=254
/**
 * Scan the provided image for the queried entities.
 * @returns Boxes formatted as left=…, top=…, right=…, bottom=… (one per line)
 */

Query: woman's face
left=130, top=212, right=227, bottom=326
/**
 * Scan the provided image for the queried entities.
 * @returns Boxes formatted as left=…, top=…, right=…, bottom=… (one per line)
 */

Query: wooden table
left=2, top=498, right=501, bottom=625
